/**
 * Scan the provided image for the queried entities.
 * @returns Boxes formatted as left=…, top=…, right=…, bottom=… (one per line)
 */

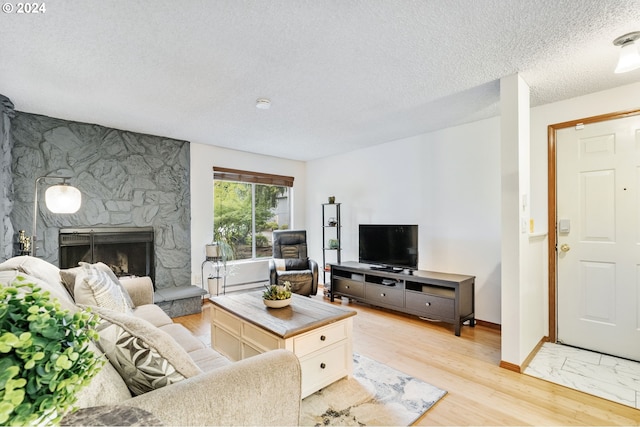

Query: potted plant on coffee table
left=262, top=281, right=292, bottom=308
left=0, top=278, right=104, bottom=425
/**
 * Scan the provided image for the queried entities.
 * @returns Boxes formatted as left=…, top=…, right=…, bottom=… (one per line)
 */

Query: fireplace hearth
left=59, top=227, right=154, bottom=286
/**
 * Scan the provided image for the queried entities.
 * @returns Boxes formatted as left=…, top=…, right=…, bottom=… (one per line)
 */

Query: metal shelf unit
left=321, top=202, right=341, bottom=291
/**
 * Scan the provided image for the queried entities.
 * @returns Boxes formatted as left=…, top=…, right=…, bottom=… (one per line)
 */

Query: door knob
left=560, top=243, right=571, bottom=252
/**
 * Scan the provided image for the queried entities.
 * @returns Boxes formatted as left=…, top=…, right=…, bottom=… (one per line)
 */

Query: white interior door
left=557, top=115, right=640, bottom=361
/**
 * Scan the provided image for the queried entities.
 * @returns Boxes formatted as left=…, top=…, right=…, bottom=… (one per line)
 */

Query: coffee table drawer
left=294, top=322, right=347, bottom=357
left=300, top=341, right=349, bottom=398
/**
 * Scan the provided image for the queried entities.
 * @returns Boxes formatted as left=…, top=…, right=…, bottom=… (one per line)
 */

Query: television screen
left=358, top=224, right=418, bottom=270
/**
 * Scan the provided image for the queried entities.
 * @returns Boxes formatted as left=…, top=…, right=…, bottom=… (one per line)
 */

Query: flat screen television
left=358, top=224, right=418, bottom=270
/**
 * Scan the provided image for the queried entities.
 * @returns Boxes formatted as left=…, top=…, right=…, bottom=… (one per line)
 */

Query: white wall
left=305, top=79, right=640, bottom=348
left=189, top=143, right=307, bottom=286
left=187, top=80, right=640, bottom=366
left=306, top=117, right=502, bottom=324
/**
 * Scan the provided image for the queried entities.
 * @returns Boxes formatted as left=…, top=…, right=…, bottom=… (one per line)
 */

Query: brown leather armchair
left=268, top=230, right=319, bottom=296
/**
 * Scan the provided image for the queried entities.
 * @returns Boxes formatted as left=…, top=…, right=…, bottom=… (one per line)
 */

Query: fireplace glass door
left=59, top=227, right=154, bottom=285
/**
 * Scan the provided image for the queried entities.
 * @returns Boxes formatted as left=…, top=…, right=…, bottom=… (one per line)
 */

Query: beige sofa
left=0, top=256, right=302, bottom=426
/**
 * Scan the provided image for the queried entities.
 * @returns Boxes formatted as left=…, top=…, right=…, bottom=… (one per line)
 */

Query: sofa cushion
left=74, top=263, right=134, bottom=312
left=0, top=255, right=61, bottom=286
left=74, top=341, right=133, bottom=408
left=0, top=270, right=78, bottom=312
left=62, top=262, right=135, bottom=306
left=91, top=306, right=203, bottom=396
left=120, top=276, right=154, bottom=306
left=92, top=262, right=136, bottom=308
left=59, top=265, right=83, bottom=296
left=188, top=347, right=231, bottom=372
left=158, top=323, right=206, bottom=353
left=133, top=304, right=173, bottom=327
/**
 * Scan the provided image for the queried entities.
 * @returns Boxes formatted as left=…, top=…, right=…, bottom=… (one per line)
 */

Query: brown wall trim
left=547, top=108, right=640, bottom=344
left=521, top=336, right=549, bottom=372
left=475, top=319, right=501, bottom=331
left=499, top=360, right=521, bottom=373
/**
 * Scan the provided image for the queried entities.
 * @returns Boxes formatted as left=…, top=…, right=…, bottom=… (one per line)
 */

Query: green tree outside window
left=214, top=181, right=289, bottom=260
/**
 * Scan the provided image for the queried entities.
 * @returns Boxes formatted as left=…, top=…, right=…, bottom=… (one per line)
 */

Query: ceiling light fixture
left=613, top=31, right=640, bottom=73
left=256, top=98, right=271, bottom=109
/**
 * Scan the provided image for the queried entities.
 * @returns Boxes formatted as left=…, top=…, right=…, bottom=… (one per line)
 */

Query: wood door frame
left=547, top=108, right=640, bottom=342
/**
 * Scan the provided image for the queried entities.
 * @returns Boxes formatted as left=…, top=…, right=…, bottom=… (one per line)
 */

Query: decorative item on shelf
left=328, top=196, right=335, bottom=204
left=328, top=217, right=337, bottom=226
left=328, top=239, right=339, bottom=249
left=17, top=229, right=30, bottom=255
left=262, top=281, right=292, bottom=308
left=0, top=278, right=104, bottom=425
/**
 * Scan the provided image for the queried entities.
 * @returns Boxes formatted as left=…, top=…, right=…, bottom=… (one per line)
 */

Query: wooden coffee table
left=210, top=291, right=357, bottom=398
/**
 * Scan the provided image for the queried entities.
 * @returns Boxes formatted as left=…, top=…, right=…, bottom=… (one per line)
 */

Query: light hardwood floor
left=174, top=293, right=640, bottom=426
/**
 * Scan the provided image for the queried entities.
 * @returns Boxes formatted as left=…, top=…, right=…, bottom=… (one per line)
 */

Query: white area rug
left=300, top=353, right=446, bottom=426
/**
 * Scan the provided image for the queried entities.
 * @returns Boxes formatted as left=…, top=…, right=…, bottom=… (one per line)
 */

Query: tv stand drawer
left=364, top=283, right=404, bottom=308
left=405, top=291, right=454, bottom=321
left=334, top=278, right=364, bottom=298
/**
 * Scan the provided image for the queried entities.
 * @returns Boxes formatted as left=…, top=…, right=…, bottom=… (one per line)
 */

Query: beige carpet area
left=300, top=353, right=446, bottom=426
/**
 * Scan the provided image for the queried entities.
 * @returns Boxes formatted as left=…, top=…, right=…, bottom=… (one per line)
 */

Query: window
left=213, top=167, right=293, bottom=261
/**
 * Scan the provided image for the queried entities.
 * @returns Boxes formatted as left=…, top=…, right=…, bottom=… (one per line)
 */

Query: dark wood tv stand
left=329, top=261, right=475, bottom=336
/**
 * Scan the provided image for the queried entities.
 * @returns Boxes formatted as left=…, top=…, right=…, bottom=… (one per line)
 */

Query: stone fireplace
left=5, top=108, right=202, bottom=317
left=59, top=227, right=155, bottom=286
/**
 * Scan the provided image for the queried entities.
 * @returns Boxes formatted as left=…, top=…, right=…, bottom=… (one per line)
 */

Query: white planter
left=263, top=298, right=291, bottom=308
left=207, top=278, right=219, bottom=295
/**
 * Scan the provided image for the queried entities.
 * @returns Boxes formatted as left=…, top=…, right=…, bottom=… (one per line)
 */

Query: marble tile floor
left=524, top=342, right=640, bottom=409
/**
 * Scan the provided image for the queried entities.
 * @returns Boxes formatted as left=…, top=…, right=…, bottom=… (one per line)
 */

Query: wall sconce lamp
left=32, top=176, right=82, bottom=257
left=613, top=31, right=640, bottom=73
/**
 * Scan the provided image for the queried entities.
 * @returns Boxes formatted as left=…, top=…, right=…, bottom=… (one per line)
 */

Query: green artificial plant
left=0, top=278, right=104, bottom=426
left=262, top=281, right=292, bottom=300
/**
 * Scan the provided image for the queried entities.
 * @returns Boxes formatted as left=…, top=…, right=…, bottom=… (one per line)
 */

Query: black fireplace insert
left=59, top=227, right=154, bottom=285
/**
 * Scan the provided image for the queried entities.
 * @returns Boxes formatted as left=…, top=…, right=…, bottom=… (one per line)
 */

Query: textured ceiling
left=1, top=0, right=640, bottom=161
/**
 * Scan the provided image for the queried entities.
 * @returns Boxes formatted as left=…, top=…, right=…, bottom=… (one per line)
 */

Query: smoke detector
left=256, top=98, right=271, bottom=109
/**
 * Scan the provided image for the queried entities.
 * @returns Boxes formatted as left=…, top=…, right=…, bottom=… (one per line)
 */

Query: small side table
left=61, top=405, right=162, bottom=426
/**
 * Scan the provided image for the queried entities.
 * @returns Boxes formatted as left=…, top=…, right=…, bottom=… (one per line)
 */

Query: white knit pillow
left=74, top=263, right=133, bottom=313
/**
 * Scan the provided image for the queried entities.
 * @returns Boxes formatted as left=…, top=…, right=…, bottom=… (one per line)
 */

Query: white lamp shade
left=615, top=41, right=640, bottom=73
left=44, top=184, right=82, bottom=213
